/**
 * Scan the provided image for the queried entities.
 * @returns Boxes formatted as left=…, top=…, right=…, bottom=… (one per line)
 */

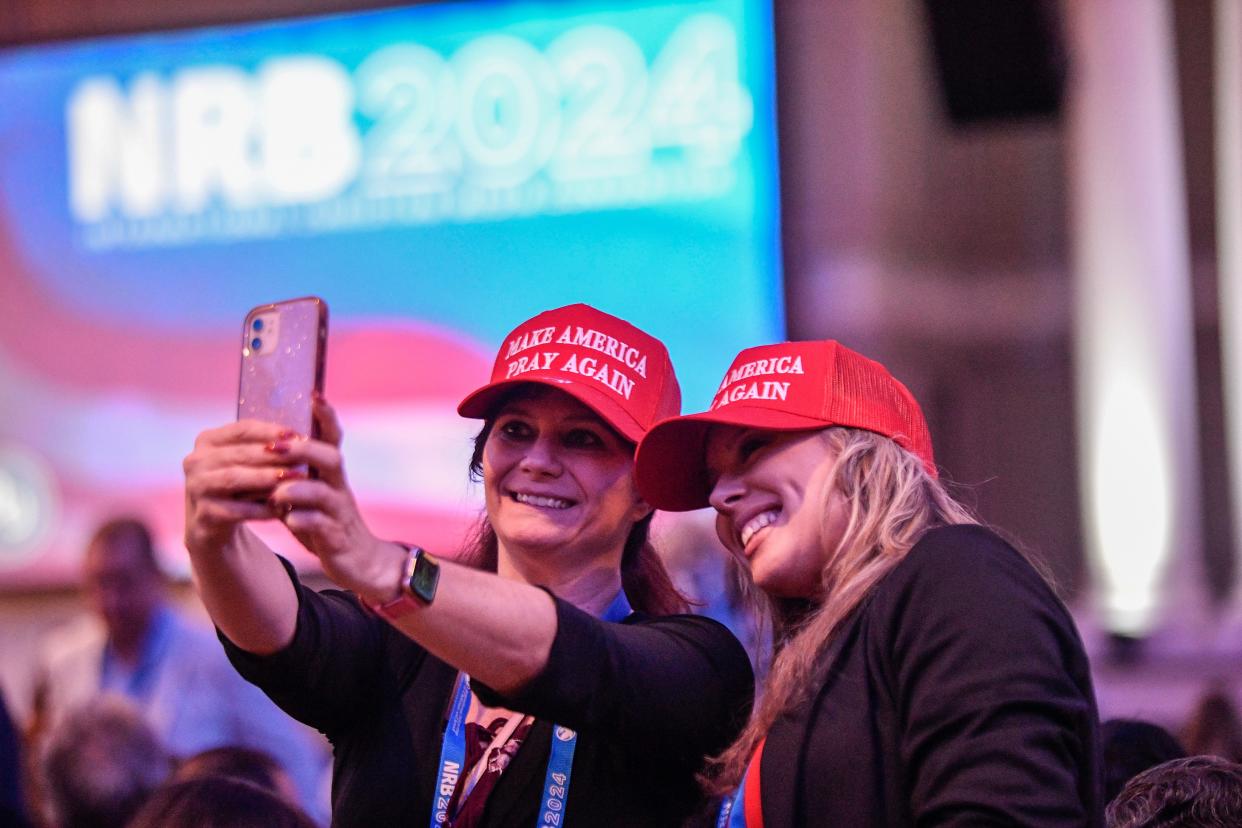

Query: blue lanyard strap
left=432, top=589, right=633, bottom=828
left=717, top=737, right=763, bottom=828
left=536, top=589, right=630, bottom=827
left=537, top=725, right=576, bottom=827
left=599, top=588, right=633, bottom=624
left=433, top=675, right=473, bottom=826
left=717, top=786, right=746, bottom=828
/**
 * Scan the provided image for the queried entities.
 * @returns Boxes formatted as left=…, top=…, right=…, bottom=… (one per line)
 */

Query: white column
left=1215, top=0, right=1242, bottom=623
left=1067, top=0, right=1203, bottom=637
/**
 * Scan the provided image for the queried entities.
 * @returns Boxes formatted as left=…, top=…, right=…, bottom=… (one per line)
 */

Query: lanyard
left=716, top=738, right=766, bottom=828
left=717, top=790, right=742, bottom=828
left=433, top=675, right=473, bottom=826
left=432, top=589, right=633, bottom=828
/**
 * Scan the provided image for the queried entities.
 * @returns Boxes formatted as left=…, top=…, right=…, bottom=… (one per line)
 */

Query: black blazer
left=758, top=525, right=1102, bottom=827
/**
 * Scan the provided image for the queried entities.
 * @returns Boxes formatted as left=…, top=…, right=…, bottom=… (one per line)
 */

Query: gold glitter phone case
left=237, top=296, right=328, bottom=438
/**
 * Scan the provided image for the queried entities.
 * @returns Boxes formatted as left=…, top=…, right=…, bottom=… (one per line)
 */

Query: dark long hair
left=458, top=394, right=687, bottom=616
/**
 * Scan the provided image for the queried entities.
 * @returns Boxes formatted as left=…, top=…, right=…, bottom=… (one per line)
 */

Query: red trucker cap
left=634, top=340, right=936, bottom=511
left=457, top=304, right=681, bottom=444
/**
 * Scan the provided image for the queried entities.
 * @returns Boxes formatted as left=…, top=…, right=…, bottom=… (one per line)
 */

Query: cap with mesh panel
left=458, top=304, right=680, bottom=444
left=634, top=340, right=936, bottom=511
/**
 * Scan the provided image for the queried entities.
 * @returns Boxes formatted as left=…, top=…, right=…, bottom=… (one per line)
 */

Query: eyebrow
left=703, top=430, right=751, bottom=476
left=496, top=405, right=608, bottom=429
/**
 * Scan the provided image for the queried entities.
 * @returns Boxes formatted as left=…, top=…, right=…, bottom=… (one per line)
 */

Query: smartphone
left=237, top=296, right=328, bottom=438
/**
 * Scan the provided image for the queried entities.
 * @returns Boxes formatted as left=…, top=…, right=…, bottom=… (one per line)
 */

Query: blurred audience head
left=0, top=688, right=29, bottom=827
left=172, top=746, right=298, bottom=804
left=1106, top=755, right=1242, bottom=828
left=41, top=696, right=172, bottom=828
left=1102, top=718, right=1187, bottom=803
left=1183, top=687, right=1242, bottom=763
left=82, top=517, right=165, bottom=650
left=126, top=777, right=317, bottom=828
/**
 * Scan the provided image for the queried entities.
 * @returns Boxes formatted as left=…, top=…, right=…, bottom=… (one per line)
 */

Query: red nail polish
left=277, top=430, right=298, bottom=441
left=264, top=442, right=290, bottom=454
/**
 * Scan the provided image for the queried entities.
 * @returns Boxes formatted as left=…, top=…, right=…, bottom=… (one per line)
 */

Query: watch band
left=370, top=544, right=440, bottom=620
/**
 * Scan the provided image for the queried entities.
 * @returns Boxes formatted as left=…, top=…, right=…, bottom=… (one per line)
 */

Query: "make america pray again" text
left=501, top=325, right=650, bottom=399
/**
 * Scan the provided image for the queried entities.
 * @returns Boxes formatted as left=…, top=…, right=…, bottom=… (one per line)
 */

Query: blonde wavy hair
left=704, top=426, right=978, bottom=793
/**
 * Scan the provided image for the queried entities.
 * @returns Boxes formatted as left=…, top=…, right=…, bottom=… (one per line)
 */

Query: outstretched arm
left=257, top=399, right=559, bottom=696
left=184, top=420, right=314, bottom=654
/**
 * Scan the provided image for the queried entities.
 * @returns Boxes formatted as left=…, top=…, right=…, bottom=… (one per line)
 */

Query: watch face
left=410, top=551, right=440, bottom=603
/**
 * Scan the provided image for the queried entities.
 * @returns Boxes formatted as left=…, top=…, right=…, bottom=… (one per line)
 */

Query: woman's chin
left=502, top=534, right=560, bottom=554
left=751, top=563, right=814, bottom=600
left=749, top=564, right=781, bottom=596
left=497, top=527, right=577, bottom=559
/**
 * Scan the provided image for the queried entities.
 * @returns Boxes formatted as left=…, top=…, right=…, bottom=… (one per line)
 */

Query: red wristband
left=367, top=544, right=439, bottom=620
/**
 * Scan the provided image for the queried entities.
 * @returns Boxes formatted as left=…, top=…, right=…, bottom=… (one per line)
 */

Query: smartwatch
left=371, top=544, right=440, bottom=620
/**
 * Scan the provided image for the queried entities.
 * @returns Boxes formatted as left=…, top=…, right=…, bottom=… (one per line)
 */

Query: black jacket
left=757, top=525, right=1102, bottom=827
left=221, top=559, right=754, bottom=827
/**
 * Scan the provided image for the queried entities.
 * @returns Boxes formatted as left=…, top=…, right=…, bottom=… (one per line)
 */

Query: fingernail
left=275, top=469, right=287, bottom=481
left=265, top=442, right=290, bottom=454
left=277, top=430, right=298, bottom=440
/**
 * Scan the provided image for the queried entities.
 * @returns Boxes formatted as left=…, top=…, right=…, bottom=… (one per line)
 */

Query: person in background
left=635, top=339, right=1102, bottom=826
left=125, top=776, right=318, bottom=828
left=1101, top=718, right=1186, bottom=805
left=41, top=696, right=171, bottom=828
left=0, top=688, right=30, bottom=828
left=182, top=303, right=754, bottom=826
left=171, top=746, right=300, bottom=805
left=1106, top=755, right=1242, bottom=828
left=655, top=512, right=769, bottom=675
left=32, top=517, right=326, bottom=820
left=1182, top=686, right=1242, bottom=763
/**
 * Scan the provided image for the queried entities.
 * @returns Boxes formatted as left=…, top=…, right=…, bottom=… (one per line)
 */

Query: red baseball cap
left=634, top=340, right=937, bottom=511
left=457, top=304, right=681, bottom=444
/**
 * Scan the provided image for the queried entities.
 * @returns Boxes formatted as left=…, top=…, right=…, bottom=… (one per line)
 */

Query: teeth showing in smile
left=740, top=510, right=780, bottom=548
left=513, top=492, right=573, bottom=510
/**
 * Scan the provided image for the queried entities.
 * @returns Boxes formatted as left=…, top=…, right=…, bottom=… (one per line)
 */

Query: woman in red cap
left=182, top=304, right=753, bottom=827
left=635, top=340, right=1102, bottom=826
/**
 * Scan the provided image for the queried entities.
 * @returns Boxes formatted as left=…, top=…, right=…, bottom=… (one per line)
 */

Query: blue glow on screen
left=0, top=0, right=780, bottom=584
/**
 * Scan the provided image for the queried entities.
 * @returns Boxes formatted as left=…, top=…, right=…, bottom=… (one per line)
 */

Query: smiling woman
left=182, top=303, right=754, bottom=827
left=703, top=428, right=848, bottom=598
left=635, top=339, right=1103, bottom=827
left=473, top=390, right=654, bottom=592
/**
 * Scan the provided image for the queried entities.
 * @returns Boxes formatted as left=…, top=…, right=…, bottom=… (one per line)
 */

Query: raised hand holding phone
left=231, top=298, right=399, bottom=593
left=183, top=294, right=398, bottom=657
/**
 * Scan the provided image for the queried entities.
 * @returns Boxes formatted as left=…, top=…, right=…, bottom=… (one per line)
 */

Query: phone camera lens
left=252, top=319, right=264, bottom=332
left=251, top=337, right=262, bottom=351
